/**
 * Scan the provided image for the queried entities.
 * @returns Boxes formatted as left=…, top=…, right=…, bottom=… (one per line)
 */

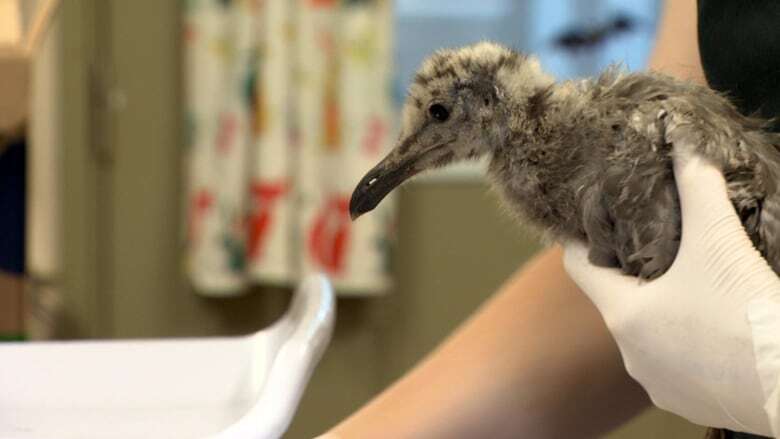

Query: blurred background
left=0, top=0, right=705, bottom=437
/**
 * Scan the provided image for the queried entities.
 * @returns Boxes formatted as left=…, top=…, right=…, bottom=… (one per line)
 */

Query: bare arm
left=324, top=1, right=702, bottom=437
left=648, top=0, right=706, bottom=83
left=327, top=247, right=648, bottom=439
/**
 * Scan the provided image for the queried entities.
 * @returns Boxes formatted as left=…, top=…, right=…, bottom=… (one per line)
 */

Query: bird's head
left=350, top=42, right=553, bottom=219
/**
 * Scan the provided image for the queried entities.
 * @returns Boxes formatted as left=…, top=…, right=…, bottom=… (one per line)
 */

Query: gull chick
left=349, top=42, right=780, bottom=280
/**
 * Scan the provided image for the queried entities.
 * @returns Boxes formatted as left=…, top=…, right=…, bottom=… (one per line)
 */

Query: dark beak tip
left=350, top=160, right=407, bottom=221
left=348, top=191, right=364, bottom=221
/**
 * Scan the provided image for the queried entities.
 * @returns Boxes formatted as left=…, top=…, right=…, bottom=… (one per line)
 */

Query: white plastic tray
left=0, top=274, right=335, bottom=439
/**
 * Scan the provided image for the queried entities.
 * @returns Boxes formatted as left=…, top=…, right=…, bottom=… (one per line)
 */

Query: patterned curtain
left=183, top=0, right=395, bottom=296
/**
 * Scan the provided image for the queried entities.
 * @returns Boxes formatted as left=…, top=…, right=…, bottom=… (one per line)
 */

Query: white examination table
left=0, top=274, right=335, bottom=439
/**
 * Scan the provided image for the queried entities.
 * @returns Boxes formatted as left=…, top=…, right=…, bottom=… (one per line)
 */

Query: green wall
left=59, top=1, right=705, bottom=437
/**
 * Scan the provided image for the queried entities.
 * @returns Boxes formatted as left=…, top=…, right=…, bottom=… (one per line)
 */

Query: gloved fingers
left=671, top=149, right=759, bottom=255
left=562, top=241, right=639, bottom=311
left=672, top=149, right=739, bottom=230
left=670, top=150, right=780, bottom=294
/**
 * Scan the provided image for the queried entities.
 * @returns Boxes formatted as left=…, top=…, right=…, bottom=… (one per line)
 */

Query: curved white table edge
left=212, top=273, right=336, bottom=439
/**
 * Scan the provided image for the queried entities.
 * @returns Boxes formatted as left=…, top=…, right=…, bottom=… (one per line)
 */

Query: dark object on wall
left=554, top=13, right=637, bottom=52
left=0, top=137, right=26, bottom=275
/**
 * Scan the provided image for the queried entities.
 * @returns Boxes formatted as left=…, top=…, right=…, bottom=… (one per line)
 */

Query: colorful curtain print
left=183, top=0, right=395, bottom=296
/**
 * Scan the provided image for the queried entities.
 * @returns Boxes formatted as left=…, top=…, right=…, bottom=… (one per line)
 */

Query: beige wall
left=59, top=1, right=705, bottom=437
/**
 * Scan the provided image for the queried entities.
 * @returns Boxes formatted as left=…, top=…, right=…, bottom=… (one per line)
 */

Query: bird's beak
left=350, top=129, right=459, bottom=220
left=349, top=153, right=418, bottom=220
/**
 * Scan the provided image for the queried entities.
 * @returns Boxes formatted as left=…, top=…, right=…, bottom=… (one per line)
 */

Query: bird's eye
left=428, top=104, right=450, bottom=122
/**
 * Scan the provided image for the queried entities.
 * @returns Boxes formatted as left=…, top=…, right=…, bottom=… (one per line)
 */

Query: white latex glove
left=563, top=150, right=780, bottom=436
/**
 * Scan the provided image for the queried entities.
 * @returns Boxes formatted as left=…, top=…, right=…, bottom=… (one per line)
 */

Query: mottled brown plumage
left=350, top=42, right=780, bottom=280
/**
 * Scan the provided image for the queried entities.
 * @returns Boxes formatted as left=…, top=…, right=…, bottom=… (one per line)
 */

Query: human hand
left=563, top=150, right=780, bottom=435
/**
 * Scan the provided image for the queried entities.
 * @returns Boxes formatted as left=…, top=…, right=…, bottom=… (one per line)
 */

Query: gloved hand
left=563, top=150, right=780, bottom=436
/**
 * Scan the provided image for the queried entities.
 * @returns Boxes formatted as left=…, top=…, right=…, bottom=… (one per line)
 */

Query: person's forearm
left=648, top=0, right=706, bottom=84
left=328, top=247, right=649, bottom=439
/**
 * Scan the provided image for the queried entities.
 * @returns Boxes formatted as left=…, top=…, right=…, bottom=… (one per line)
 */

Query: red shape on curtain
left=183, top=24, right=196, bottom=44
left=248, top=180, right=289, bottom=261
left=189, top=189, right=214, bottom=243
left=308, top=0, right=338, bottom=8
left=308, top=195, right=351, bottom=274
left=362, top=115, right=387, bottom=156
left=215, top=112, right=238, bottom=154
